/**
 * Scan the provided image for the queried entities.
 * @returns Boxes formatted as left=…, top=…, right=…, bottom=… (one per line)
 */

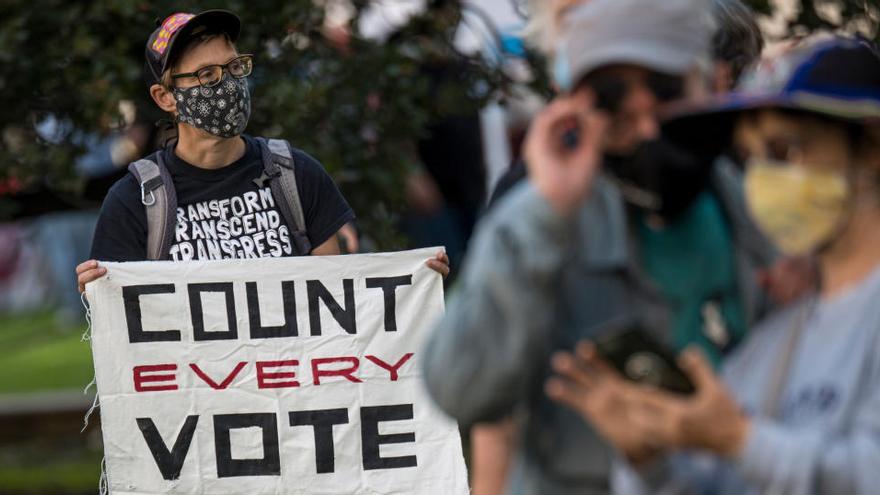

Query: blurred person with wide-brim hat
left=548, top=36, right=880, bottom=495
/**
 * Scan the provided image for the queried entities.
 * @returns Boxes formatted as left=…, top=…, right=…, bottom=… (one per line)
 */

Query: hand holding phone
left=594, top=327, right=695, bottom=395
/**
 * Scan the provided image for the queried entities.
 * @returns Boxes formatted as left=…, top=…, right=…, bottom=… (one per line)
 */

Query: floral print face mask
left=172, top=73, right=251, bottom=138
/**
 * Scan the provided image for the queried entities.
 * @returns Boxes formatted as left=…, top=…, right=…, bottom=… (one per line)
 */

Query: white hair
left=523, top=0, right=584, bottom=54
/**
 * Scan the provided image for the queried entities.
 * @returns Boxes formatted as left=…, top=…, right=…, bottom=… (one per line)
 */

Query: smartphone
left=594, top=327, right=695, bottom=395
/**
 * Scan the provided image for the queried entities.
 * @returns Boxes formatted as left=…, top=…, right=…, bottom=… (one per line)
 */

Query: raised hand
left=524, top=90, right=609, bottom=216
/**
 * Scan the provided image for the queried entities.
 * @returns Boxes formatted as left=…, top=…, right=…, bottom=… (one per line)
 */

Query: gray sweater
left=422, top=165, right=775, bottom=495
left=617, top=265, right=880, bottom=494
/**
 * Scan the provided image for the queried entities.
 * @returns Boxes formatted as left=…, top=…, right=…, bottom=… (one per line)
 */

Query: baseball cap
left=664, top=37, right=880, bottom=143
left=552, top=0, right=716, bottom=91
left=144, top=10, right=241, bottom=87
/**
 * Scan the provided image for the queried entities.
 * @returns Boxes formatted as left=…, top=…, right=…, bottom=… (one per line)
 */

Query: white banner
left=86, top=248, right=468, bottom=494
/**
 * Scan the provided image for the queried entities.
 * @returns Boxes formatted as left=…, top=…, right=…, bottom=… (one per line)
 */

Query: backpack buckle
left=139, top=176, right=164, bottom=206
left=141, top=183, right=156, bottom=206
left=253, top=170, right=280, bottom=189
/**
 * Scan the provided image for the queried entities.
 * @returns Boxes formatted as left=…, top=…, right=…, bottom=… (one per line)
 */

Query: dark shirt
left=487, top=159, right=527, bottom=210
left=90, top=135, right=354, bottom=262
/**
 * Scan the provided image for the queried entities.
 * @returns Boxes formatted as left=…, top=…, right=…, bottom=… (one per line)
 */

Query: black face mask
left=603, top=139, right=713, bottom=221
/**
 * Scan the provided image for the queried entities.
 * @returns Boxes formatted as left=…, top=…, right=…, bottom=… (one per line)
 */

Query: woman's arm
left=548, top=343, right=880, bottom=494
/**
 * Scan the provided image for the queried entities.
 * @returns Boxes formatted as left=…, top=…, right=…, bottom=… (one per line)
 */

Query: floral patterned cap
left=144, top=10, right=240, bottom=87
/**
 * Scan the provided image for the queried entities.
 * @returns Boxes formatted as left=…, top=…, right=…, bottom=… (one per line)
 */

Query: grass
left=0, top=454, right=102, bottom=495
left=0, top=312, right=94, bottom=394
left=0, top=311, right=101, bottom=494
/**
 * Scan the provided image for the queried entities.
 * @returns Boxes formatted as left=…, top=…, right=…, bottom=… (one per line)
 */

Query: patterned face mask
left=172, top=73, right=251, bottom=138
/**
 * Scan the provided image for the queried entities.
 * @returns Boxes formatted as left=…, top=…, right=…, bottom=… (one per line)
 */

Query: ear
left=732, top=112, right=761, bottom=159
left=150, top=84, right=178, bottom=114
left=712, top=62, right=733, bottom=94
left=683, top=66, right=711, bottom=103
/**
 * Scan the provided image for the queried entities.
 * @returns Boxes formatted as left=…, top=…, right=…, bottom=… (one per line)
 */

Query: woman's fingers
left=336, top=224, right=360, bottom=254
left=572, top=111, right=610, bottom=163
left=426, top=260, right=450, bottom=278
left=575, top=341, right=620, bottom=379
left=426, top=252, right=450, bottom=279
left=678, top=347, right=717, bottom=392
left=76, top=259, right=99, bottom=275
left=544, top=376, right=590, bottom=415
left=77, top=265, right=107, bottom=294
left=550, top=351, right=596, bottom=389
left=80, top=266, right=107, bottom=282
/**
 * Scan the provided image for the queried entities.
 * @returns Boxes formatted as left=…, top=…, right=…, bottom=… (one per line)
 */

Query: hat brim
left=571, top=41, right=703, bottom=85
left=161, top=10, right=241, bottom=76
left=661, top=90, right=880, bottom=159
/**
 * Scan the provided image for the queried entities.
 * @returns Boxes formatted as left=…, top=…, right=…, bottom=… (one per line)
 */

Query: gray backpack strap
left=256, top=137, right=311, bottom=255
left=128, top=155, right=177, bottom=261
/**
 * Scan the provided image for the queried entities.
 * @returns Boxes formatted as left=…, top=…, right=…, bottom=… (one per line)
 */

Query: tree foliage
left=0, top=0, right=876, bottom=246
left=745, top=0, right=879, bottom=41
left=0, top=0, right=516, bottom=248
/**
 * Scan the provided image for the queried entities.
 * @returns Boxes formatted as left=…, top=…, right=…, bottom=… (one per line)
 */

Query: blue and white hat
left=664, top=36, right=880, bottom=130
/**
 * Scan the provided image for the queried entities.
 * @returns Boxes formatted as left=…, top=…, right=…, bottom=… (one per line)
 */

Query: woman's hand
left=425, top=251, right=450, bottom=279
left=524, top=89, right=608, bottom=216
left=545, top=342, right=666, bottom=464
left=644, top=348, right=751, bottom=457
left=546, top=343, right=751, bottom=460
left=76, top=259, right=107, bottom=294
left=336, top=223, right=360, bottom=254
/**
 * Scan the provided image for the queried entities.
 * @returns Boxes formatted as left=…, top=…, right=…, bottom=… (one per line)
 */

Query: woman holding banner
left=76, top=9, right=448, bottom=292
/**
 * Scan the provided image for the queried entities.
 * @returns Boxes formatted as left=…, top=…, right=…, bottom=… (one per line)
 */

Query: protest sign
left=85, top=248, right=468, bottom=494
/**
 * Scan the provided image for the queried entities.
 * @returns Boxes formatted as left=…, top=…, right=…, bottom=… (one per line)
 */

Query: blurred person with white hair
left=522, top=0, right=583, bottom=54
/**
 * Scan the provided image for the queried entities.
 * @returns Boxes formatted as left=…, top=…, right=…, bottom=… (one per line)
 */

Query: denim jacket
left=422, top=159, right=776, bottom=495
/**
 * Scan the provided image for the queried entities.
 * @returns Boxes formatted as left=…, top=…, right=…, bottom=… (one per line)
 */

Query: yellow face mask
left=744, top=159, right=850, bottom=256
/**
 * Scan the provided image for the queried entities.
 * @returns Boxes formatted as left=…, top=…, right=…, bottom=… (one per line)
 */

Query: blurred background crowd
left=1, top=0, right=879, bottom=494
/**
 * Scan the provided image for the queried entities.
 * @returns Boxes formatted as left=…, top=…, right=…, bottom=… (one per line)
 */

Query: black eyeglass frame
left=170, top=54, right=254, bottom=88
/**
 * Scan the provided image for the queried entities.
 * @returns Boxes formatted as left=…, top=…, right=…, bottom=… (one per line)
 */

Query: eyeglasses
left=171, top=54, right=254, bottom=88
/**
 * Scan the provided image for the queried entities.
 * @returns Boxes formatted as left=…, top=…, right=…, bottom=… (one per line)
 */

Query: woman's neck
left=819, top=202, right=880, bottom=298
left=174, top=126, right=246, bottom=170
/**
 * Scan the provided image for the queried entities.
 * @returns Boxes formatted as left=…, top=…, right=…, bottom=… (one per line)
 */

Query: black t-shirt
left=90, top=135, right=354, bottom=262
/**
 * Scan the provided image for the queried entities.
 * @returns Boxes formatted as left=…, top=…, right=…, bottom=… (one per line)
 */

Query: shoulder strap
left=128, top=154, right=177, bottom=261
left=256, top=137, right=312, bottom=255
left=760, top=301, right=813, bottom=418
